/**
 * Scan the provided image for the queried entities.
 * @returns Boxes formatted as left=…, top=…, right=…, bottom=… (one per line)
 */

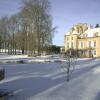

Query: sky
left=0, top=0, right=100, bottom=46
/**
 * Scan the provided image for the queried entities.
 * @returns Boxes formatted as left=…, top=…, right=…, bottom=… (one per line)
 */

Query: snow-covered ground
left=0, top=54, right=29, bottom=60
left=0, top=57, right=100, bottom=100
left=0, top=54, right=92, bottom=64
left=0, top=54, right=65, bottom=64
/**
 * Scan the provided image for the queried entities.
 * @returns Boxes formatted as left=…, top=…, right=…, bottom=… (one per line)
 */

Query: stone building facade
left=64, top=23, right=100, bottom=57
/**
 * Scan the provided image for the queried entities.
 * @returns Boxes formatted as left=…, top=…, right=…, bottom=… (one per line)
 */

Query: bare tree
left=21, top=0, right=54, bottom=56
left=0, top=0, right=55, bottom=56
left=62, top=50, right=77, bottom=81
left=7, top=15, right=19, bottom=55
left=0, top=16, right=8, bottom=53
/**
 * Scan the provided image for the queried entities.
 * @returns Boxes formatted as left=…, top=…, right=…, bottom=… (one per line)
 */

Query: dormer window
left=94, top=32, right=98, bottom=37
left=83, top=34, right=87, bottom=38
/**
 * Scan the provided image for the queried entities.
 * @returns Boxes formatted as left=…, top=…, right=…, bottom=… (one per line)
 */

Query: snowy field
left=0, top=54, right=64, bottom=63
left=0, top=54, right=91, bottom=64
left=0, top=57, right=100, bottom=100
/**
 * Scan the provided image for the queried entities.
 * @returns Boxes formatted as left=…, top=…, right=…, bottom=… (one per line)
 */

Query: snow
left=65, top=27, right=100, bottom=38
left=0, top=54, right=29, bottom=60
left=0, top=54, right=91, bottom=64
left=0, top=66, right=3, bottom=70
left=85, top=28, right=100, bottom=37
left=0, top=56, right=100, bottom=100
left=92, top=67, right=100, bottom=74
left=0, top=54, right=64, bottom=64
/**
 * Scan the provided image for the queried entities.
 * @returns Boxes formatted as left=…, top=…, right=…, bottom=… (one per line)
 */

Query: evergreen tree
left=95, top=24, right=100, bottom=28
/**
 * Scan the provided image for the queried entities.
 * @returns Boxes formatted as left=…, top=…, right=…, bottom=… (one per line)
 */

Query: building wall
left=64, top=34, right=100, bottom=57
left=64, top=24, right=100, bottom=57
left=95, top=37, right=100, bottom=57
left=64, top=34, right=78, bottom=51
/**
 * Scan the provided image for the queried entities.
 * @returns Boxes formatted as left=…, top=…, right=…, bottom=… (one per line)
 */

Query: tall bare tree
left=0, top=16, right=8, bottom=53
left=21, top=0, right=54, bottom=56
left=0, top=0, right=55, bottom=56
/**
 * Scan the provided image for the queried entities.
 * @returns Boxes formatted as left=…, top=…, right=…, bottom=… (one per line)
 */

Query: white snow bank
left=0, top=54, right=29, bottom=60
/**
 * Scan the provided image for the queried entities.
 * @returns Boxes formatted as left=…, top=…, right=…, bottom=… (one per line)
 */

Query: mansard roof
left=65, top=23, right=100, bottom=38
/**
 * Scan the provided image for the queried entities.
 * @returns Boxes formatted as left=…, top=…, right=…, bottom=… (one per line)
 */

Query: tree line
left=0, top=0, right=56, bottom=56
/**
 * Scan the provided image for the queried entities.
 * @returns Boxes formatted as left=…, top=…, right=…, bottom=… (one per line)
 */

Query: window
left=67, top=37, right=69, bottom=40
left=83, top=34, right=87, bottom=38
left=71, top=42, right=73, bottom=48
left=94, top=41, right=96, bottom=47
left=67, top=43, right=69, bottom=48
left=94, top=50, right=96, bottom=55
left=81, top=42, right=83, bottom=48
left=94, top=32, right=98, bottom=37
left=89, top=41, right=91, bottom=47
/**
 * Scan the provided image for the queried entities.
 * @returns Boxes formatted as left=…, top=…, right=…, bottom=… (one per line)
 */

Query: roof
left=65, top=30, right=80, bottom=35
left=65, top=28, right=100, bottom=37
left=84, top=28, right=100, bottom=37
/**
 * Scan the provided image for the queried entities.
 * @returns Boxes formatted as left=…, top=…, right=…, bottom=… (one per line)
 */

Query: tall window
left=67, top=43, right=69, bottom=48
left=89, top=41, right=91, bottom=47
left=71, top=42, right=73, bottom=48
left=94, top=41, right=96, bottom=47
left=94, top=50, right=96, bottom=55
left=67, top=37, right=69, bottom=40
left=81, top=42, right=83, bottom=48
left=72, top=37, right=73, bottom=40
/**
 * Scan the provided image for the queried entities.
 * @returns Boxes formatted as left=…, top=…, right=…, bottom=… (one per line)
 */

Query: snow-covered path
left=0, top=58, right=100, bottom=100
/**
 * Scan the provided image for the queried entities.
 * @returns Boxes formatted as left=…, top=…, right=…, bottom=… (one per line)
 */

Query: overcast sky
left=0, top=0, right=100, bottom=46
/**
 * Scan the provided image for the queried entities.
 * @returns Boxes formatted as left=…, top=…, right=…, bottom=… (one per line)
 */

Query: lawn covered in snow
left=0, top=58, right=100, bottom=100
left=0, top=54, right=64, bottom=63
